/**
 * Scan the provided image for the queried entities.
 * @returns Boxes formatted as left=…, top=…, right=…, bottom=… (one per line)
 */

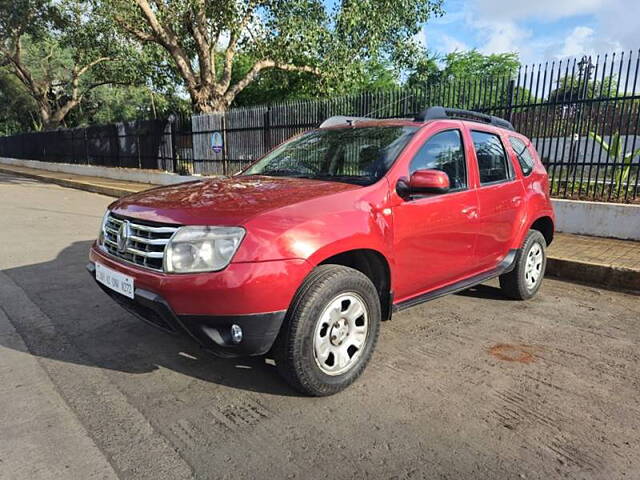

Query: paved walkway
left=0, top=164, right=149, bottom=197
left=1, top=163, right=638, bottom=291
left=550, top=234, right=640, bottom=271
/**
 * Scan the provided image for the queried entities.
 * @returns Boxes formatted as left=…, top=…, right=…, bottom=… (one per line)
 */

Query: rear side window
left=471, top=131, right=511, bottom=185
left=509, top=137, right=534, bottom=176
left=409, top=130, right=467, bottom=190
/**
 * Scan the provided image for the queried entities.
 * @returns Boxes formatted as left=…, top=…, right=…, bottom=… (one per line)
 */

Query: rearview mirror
left=408, top=169, right=450, bottom=194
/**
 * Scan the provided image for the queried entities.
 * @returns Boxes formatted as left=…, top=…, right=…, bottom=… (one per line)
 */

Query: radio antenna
left=361, top=92, right=417, bottom=119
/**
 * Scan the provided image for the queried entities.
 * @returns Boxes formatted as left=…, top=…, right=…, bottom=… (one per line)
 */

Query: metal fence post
left=115, top=125, right=121, bottom=168
left=506, top=79, right=515, bottom=122
left=263, top=107, right=271, bottom=151
left=168, top=114, right=178, bottom=173
left=83, top=128, right=89, bottom=165
left=221, top=114, right=229, bottom=176
left=71, top=129, right=76, bottom=163
left=136, top=131, right=141, bottom=169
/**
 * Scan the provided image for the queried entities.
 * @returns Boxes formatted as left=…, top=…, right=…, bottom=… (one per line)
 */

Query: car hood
left=110, top=175, right=360, bottom=225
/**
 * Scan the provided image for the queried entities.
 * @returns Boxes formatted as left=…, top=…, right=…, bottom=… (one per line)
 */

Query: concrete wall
left=2, top=156, right=638, bottom=241
left=552, top=199, right=640, bottom=241
left=0, top=157, right=194, bottom=186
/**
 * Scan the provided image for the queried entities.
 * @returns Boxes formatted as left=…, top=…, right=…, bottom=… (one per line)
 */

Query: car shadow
left=1, top=240, right=300, bottom=397
left=456, top=283, right=513, bottom=301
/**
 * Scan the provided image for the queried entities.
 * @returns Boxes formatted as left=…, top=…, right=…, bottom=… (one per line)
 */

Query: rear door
left=466, top=128, right=525, bottom=270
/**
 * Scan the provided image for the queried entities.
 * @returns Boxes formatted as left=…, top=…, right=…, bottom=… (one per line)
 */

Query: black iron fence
left=1, top=50, right=639, bottom=202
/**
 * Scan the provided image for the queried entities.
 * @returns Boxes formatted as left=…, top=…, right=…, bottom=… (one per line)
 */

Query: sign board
left=210, top=131, right=223, bottom=153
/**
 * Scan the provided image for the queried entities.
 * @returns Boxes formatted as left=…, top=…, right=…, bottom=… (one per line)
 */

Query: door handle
left=512, top=197, right=523, bottom=207
left=461, top=207, right=478, bottom=219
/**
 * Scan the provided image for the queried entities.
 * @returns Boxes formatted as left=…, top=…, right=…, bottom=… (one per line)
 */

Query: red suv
left=88, top=106, right=555, bottom=396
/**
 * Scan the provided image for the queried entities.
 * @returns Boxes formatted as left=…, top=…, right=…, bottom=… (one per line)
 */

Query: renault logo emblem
left=116, top=221, right=131, bottom=253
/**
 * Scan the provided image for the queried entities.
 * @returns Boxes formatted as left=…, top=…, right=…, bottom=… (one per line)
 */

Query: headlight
left=164, top=226, right=245, bottom=273
left=98, top=210, right=110, bottom=247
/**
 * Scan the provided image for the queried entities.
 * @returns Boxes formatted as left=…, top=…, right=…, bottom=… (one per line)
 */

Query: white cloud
left=545, top=25, right=622, bottom=60
left=458, top=0, right=637, bottom=64
left=422, top=0, right=638, bottom=66
left=473, top=0, right=606, bottom=22
left=558, top=26, right=595, bottom=57
left=420, top=22, right=469, bottom=54
left=439, top=34, right=471, bottom=53
left=475, top=20, right=531, bottom=55
left=596, top=0, right=639, bottom=53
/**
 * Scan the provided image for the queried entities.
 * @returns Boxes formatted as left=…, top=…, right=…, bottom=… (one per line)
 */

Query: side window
left=509, top=137, right=534, bottom=176
left=471, top=130, right=511, bottom=185
left=409, top=130, right=466, bottom=190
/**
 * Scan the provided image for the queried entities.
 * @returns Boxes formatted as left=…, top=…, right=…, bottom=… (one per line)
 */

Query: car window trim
left=409, top=128, right=468, bottom=193
left=470, top=128, right=514, bottom=186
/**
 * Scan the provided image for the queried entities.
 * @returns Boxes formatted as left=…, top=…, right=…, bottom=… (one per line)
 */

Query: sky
left=421, top=0, right=639, bottom=65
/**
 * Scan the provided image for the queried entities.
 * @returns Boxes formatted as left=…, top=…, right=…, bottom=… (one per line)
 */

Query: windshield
left=241, top=126, right=418, bottom=185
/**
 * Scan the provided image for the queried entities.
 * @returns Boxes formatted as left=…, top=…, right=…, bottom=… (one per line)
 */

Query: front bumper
left=88, top=262, right=285, bottom=357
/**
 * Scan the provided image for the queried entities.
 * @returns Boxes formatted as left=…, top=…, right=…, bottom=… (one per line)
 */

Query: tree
left=441, top=51, right=519, bottom=79
left=404, top=50, right=522, bottom=111
left=0, top=69, right=38, bottom=134
left=0, top=0, right=141, bottom=130
left=548, top=75, right=618, bottom=103
left=404, top=51, right=441, bottom=88
left=406, top=50, right=520, bottom=88
left=99, top=0, right=444, bottom=113
left=64, top=84, right=191, bottom=126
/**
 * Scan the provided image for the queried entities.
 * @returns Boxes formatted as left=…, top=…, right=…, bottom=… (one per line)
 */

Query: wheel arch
left=529, top=215, right=554, bottom=246
left=317, top=248, right=393, bottom=321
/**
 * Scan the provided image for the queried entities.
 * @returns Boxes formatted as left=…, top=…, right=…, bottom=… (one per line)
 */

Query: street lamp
left=577, top=56, right=595, bottom=99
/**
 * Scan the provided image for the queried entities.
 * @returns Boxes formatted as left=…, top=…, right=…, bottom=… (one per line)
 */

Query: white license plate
left=95, top=262, right=135, bottom=299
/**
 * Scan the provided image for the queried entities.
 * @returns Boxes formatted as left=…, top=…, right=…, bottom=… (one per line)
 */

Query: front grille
left=102, top=213, right=179, bottom=271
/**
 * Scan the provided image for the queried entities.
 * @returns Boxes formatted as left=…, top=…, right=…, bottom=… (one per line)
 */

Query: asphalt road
left=1, top=171, right=639, bottom=480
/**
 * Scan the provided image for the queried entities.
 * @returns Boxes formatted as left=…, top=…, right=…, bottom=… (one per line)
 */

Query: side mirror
left=401, top=169, right=450, bottom=195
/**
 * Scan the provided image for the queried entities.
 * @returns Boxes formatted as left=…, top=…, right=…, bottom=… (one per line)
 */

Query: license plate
left=95, top=262, right=135, bottom=299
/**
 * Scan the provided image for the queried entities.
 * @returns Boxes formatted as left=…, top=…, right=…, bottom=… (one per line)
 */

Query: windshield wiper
left=258, top=170, right=315, bottom=178
left=311, top=174, right=375, bottom=185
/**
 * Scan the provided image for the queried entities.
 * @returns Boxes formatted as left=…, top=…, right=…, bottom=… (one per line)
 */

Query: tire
left=273, top=265, right=381, bottom=396
left=499, top=230, right=547, bottom=300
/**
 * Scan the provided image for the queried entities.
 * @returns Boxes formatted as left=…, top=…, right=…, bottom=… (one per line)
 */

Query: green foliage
left=95, top=0, right=444, bottom=111
left=323, top=0, right=444, bottom=93
left=406, top=50, right=520, bottom=88
left=589, top=131, right=640, bottom=187
left=0, top=70, right=38, bottom=134
left=0, top=0, right=154, bottom=129
left=441, top=51, right=520, bottom=79
left=548, top=76, right=619, bottom=102
left=403, top=50, right=524, bottom=111
left=65, top=85, right=190, bottom=126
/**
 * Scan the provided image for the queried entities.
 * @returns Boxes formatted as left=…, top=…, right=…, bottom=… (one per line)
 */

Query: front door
left=392, top=128, right=479, bottom=301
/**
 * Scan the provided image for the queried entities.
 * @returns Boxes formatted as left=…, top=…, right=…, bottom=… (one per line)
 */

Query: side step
left=393, top=249, right=519, bottom=312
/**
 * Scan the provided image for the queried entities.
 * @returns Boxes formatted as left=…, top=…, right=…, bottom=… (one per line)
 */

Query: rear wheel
left=499, top=230, right=547, bottom=300
left=273, top=265, right=381, bottom=396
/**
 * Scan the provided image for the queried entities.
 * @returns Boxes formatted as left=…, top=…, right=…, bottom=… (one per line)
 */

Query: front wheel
left=273, top=265, right=381, bottom=396
left=499, top=230, right=547, bottom=300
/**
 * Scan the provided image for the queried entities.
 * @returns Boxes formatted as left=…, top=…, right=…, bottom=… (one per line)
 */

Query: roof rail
left=415, top=106, right=515, bottom=131
left=319, top=115, right=371, bottom=128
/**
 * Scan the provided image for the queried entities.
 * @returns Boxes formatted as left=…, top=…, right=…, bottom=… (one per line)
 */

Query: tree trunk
left=39, top=106, right=59, bottom=131
left=191, top=89, right=229, bottom=114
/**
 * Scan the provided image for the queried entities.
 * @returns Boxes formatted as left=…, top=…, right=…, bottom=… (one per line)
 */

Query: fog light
left=230, top=324, right=243, bottom=344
